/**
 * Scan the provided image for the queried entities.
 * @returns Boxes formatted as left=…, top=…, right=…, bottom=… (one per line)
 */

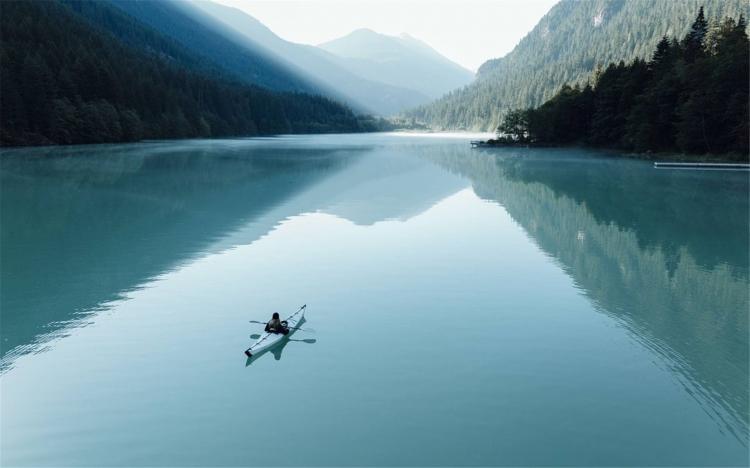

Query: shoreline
left=0, top=129, right=395, bottom=151
left=472, top=140, right=750, bottom=163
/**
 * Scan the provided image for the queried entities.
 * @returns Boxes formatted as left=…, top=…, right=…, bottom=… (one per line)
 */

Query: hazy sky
left=211, top=0, right=559, bottom=71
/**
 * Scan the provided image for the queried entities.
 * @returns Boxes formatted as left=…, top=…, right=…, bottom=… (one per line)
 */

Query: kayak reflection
left=244, top=337, right=317, bottom=366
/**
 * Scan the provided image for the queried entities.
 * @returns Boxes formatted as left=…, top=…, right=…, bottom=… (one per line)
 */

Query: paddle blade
left=289, top=338, right=317, bottom=344
left=249, top=334, right=262, bottom=339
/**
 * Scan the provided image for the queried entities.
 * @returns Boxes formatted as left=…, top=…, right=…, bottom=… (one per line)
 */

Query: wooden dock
left=654, top=161, right=750, bottom=171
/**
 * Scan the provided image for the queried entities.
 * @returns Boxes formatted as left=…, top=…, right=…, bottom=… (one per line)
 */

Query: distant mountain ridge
left=189, top=1, right=462, bottom=115
left=318, top=28, right=474, bottom=100
left=406, top=0, right=749, bottom=131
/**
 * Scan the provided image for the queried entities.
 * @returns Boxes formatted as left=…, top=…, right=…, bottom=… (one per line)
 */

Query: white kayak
left=245, top=305, right=306, bottom=358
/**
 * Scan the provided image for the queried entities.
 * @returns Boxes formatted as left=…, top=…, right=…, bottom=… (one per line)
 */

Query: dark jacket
left=265, top=318, right=284, bottom=332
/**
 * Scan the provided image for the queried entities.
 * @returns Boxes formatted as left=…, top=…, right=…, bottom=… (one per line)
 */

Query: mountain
left=318, top=29, right=474, bottom=99
left=171, top=1, right=434, bottom=115
left=0, top=1, right=363, bottom=146
left=406, top=0, right=749, bottom=131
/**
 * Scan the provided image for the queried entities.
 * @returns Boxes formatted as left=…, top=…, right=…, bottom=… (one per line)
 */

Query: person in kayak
left=265, top=312, right=289, bottom=335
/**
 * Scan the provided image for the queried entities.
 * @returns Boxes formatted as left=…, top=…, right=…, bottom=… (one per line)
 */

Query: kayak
left=245, top=305, right=306, bottom=358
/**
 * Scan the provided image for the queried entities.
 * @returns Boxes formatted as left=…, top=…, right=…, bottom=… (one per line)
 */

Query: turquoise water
left=1, top=134, right=747, bottom=466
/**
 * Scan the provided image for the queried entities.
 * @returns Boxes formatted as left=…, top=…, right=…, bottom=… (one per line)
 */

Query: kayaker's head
left=272, top=312, right=280, bottom=320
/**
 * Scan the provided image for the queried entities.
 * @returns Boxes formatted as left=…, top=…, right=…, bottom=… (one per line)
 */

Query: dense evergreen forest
left=406, top=0, right=748, bottom=131
left=107, top=0, right=317, bottom=94
left=0, top=1, right=366, bottom=147
left=495, top=9, right=748, bottom=158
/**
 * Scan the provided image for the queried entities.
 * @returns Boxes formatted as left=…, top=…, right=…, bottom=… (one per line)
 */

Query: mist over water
left=1, top=134, right=747, bottom=466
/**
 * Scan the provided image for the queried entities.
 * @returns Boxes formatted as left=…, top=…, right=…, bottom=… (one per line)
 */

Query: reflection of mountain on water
left=0, top=140, right=358, bottom=370
left=427, top=148, right=749, bottom=439
left=316, top=147, right=467, bottom=225
left=0, top=138, right=465, bottom=372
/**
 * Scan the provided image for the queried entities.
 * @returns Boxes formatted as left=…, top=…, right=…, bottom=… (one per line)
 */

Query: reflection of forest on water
left=0, top=140, right=362, bottom=372
left=0, top=137, right=465, bottom=373
left=2, top=138, right=747, bottom=443
left=425, top=147, right=749, bottom=441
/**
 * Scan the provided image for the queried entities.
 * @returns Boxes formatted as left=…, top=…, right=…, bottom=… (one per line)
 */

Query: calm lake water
left=1, top=133, right=748, bottom=466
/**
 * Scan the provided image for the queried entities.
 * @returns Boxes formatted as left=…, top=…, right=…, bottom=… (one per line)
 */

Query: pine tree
left=650, top=36, right=673, bottom=71
left=683, top=6, right=709, bottom=62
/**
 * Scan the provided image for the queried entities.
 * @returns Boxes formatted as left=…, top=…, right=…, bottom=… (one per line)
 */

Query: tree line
left=0, top=1, right=366, bottom=147
left=496, top=8, right=749, bottom=158
left=406, top=0, right=748, bottom=133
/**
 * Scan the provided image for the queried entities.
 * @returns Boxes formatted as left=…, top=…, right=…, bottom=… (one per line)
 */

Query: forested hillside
left=406, top=0, right=748, bottom=131
left=108, top=0, right=317, bottom=95
left=495, top=9, right=748, bottom=158
left=60, top=0, right=232, bottom=83
left=0, top=1, right=363, bottom=147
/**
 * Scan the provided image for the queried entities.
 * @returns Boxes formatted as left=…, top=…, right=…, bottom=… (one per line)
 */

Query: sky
left=211, top=0, right=559, bottom=71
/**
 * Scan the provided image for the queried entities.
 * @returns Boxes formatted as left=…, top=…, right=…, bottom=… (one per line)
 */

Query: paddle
left=248, top=323, right=315, bottom=333
left=248, top=304, right=307, bottom=323
left=248, top=304, right=312, bottom=332
left=249, top=334, right=316, bottom=340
